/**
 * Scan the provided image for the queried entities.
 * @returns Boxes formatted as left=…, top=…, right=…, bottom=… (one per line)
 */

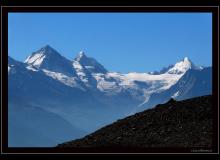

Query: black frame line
left=1, top=6, right=219, bottom=154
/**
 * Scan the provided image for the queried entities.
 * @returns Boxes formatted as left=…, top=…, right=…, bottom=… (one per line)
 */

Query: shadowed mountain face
left=57, top=95, right=212, bottom=148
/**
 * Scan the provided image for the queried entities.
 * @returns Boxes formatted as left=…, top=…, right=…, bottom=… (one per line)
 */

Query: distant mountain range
left=8, top=45, right=212, bottom=147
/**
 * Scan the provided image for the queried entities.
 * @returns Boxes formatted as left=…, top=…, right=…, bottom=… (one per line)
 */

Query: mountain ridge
left=12, top=45, right=202, bottom=75
left=8, top=45, right=212, bottom=147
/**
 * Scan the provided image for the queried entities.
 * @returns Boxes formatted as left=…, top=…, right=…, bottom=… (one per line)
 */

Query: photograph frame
left=1, top=5, right=219, bottom=154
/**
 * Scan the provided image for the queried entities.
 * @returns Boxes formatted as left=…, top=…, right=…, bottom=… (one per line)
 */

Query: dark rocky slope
left=57, top=95, right=212, bottom=148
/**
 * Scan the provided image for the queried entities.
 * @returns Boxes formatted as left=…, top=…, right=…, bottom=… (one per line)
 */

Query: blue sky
left=8, top=13, right=212, bottom=73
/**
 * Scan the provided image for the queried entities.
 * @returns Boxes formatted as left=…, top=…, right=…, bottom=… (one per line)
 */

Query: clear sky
left=8, top=13, right=212, bottom=73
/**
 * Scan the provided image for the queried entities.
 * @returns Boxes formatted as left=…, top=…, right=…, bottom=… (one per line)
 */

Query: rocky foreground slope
left=57, top=95, right=212, bottom=148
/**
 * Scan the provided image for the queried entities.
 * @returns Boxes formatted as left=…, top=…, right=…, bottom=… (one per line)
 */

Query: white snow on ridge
left=119, top=72, right=183, bottom=102
left=25, top=53, right=46, bottom=67
left=22, top=52, right=196, bottom=100
left=75, top=51, right=85, bottom=61
left=107, top=72, right=124, bottom=80
left=72, top=61, right=89, bottom=84
left=85, top=66, right=94, bottom=69
left=124, top=72, right=180, bottom=81
left=26, top=66, right=38, bottom=72
left=93, top=73, right=121, bottom=93
left=42, top=69, right=85, bottom=90
left=107, top=72, right=181, bottom=84
left=167, top=57, right=192, bottom=74
left=93, top=71, right=183, bottom=97
left=73, top=61, right=83, bottom=70
left=119, top=72, right=182, bottom=90
left=97, top=80, right=118, bottom=92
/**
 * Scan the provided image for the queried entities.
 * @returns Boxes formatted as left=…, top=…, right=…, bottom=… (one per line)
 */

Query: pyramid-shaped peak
left=38, top=45, right=58, bottom=55
left=75, top=51, right=88, bottom=61
left=42, top=44, right=53, bottom=50
left=25, top=45, right=62, bottom=64
left=44, top=44, right=52, bottom=49
left=79, top=51, right=86, bottom=56
left=74, top=51, right=107, bottom=74
left=46, top=44, right=52, bottom=47
left=74, top=51, right=93, bottom=63
left=24, top=45, right=76, bottom=75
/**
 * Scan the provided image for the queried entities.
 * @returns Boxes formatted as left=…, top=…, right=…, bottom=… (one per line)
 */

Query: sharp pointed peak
left=31, top=45, right=61, bottom=57
left=183, top=56, right=189, bottom=61
left=77, top=50, right=87, bottom=57
left=44, top=44, right=52, bottom=48
left=75, top=50, right=89, bottom=61
left=40, top=44, right=56, bottom=52
left=79, top=51, right=85, bottom=56
left=24, top=45, right=63, bottom=66
left=182, top=57, right=192, bottom=63
left=74, top=51, right=107, bottom=73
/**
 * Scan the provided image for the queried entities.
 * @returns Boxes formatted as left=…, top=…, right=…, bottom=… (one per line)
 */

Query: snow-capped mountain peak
left=75, top=51, right=87, bottom=61
left=24, top=45, right=76, bottom=76
left=78, top=51, right=86, bottom=57
left=24, top=45, right=62, bottom=66
left=167, top=57, right=195, bottom=75
left=183, top=56, right=189, bottom=62
left=74, top=51, right=107, bottom=74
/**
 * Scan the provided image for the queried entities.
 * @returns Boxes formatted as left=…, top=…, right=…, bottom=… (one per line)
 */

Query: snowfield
left=42, top=69, right=85, bottom=90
